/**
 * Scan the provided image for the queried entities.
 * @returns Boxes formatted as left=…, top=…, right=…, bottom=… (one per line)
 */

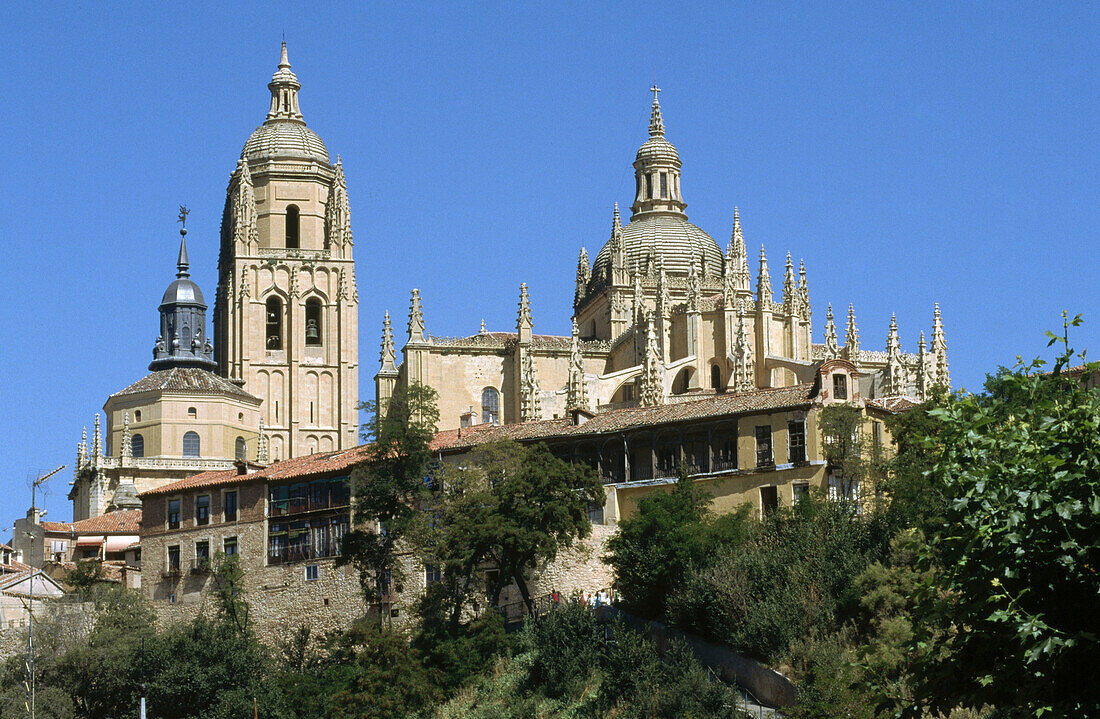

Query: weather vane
left=178, top=205, right=190, bottom=235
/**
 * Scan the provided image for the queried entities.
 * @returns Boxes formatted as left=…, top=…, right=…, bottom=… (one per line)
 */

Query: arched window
left=134, top=410, right=142, bottom=422
left=266, top=296, right=283, bottom=349
left=187, top=407, right=197, bottom=418
left=711, top=365, right=722, bottom=391
left=182, top=431, right=201, bottom=458
left=305, top=298, right=323, bottom=346
left=323, top=217, right=331, bottom=250
left=285, top=205, right=300, bottom=249
left=131, top=434, right=144, bottom=458
left=235, top=436, right=247, bottom=461
left=481, top=387, right=500, bottom=425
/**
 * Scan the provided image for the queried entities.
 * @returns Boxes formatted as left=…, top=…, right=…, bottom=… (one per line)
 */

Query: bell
left=306, top=319, right=320, bottom=341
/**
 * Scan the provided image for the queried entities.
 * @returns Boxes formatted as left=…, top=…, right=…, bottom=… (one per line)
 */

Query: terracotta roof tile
left=70, top=510, right=143, bottom=534
left=866, top=396, right=919, bottom=413
left=431, top=383, right=817, bottom=452
left=142, top=445, right=375, bottom=498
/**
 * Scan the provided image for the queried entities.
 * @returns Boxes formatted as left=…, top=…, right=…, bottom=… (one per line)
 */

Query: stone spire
left=797, top=260, right=810, bottom=321
left=724, top=207, right=750, bottom=302
left=77, top=426, right=88, bottom=471
left=632, top=264, right=645, bottom=325
left=844, top=303, right=860, bottom=365
left=566, top=318, right=589, bottom=411
left=574, top=247, right=591, bottom=309
left=648, top=85, right=665, bottom=136
left=731, top=302, right=754, bottom=392
left=379, top=311, right=397, bottom=374
left=782, top=252, right=797, bottom=314
left=408, top=289, right=425, bottom=343
left=517, top=283, right=533, bottom=343
left=257, top=419, right=269, bottom=464
left=233, top=158, right=258, bottom=249
left=931, top=303, right=949, bottom=388
left=656, top=260, right=670, bottom=318
left=91, top=413, right=102, bottom=467
left=266, top=41, right=304, bottom=123
left=639, top=313, right=664, bottom=406
left=326, top=156, right=353, bottom=248
left=885, top=314, right=906, bottom=396
left=916, top=330, right=929, bottom=401
left=121, top=412, right=132, bottom=460
left=757, top=247, right=772, bottom=305
left=687, top=253, right=702, bottom=312
left=520, top=352, right=542, bottom=421
left=610, top=203, right=626, bottom=284
left=824, top=304, right=839, bottom=358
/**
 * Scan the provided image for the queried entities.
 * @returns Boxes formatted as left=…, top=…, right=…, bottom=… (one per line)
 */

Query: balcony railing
left=269, top=496, right=350, bottom=517
left=267, top=540, right=343, bottom=566
left=711, top=457, right=738, bottom=473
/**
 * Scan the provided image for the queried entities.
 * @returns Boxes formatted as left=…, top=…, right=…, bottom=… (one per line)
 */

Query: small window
left=266, top=296, right=283, bottom=350
left=182, top=431, right=200, bottom=458
left=285, top=205, right=300, bottom=249
left=195, top=540, right=209, bottom=562
left=238, top=412, right=244, bottom=422
left=425, top=563, right=442, bottom=587
left=711, top=365, right=722, bottom=391
left=645, top=173, right=654, bottom=199
left=481, top=387, right=500, bottom=425
left=187, top=407, right=197, bottom=419
left=788, top=420, right=807, bottom=464
left=755, top=425, right=773, bottom=467
left=167, top=545, right=180, bottom=572
left=793, top=481, right=810, bottom=504
left=167, top=499, right=180, bottom=530
left=224, top=490, right=238, bottom=522
left=305, top=564, right=319, bottom=581
left=872, top=421, right=883, bottom=460
left=660, top=172, right=668, bottom=199
left=169, top=593, right=177, bottom=604
left=305, top=298, right=322, bottom=346
left=760, top=486, right=779, bottom=517
left=195, top=495, right=210, bottom=526
left=134, top=410, right=142, bottom=422
left=833, top=373, right=848, bottom=400
left=223, top=536, right=238, bottom=556
left=235, top=436, right=246, bottom=461
left=131, top=433, right=144, bottom=458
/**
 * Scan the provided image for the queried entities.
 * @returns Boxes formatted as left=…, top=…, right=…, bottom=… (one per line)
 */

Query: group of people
left=550, top=588, right=618, bottom=609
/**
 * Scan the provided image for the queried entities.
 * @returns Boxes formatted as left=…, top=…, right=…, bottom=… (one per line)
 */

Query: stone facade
left=377, top=91, right=948, bottom=431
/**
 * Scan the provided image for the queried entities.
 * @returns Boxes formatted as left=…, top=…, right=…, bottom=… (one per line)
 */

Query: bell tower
left=213, top=43, right=359, bottom=461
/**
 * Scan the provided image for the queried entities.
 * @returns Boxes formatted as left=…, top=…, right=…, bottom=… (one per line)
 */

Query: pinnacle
left=279, top=40, right=291, bottom=69
left=648, top=85, right=665, bottom=137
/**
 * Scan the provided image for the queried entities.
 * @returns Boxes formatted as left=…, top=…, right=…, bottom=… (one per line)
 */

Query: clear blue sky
left=1, top=3, right=1096, bottom=526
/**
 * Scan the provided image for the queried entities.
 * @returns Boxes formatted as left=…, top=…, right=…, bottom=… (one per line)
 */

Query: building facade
left=377, top=90, right=949, bottom=431
left=213, top=42, right=360, bottom=461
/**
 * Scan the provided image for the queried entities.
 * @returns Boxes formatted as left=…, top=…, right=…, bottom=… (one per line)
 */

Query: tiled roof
left=0, top=559, right=34, bottom=574
left=142, top=444, right=374, bottom=498
left=71, top=510, right=142, bottom=534
left=110, top=367, right=260, bottom=401
left=41, top=521, right=74, bottom=533
left=428, top=332, right=574, bottom=351
left=866, top=396, right=919, bottom=413
left=431, top=383, right=817, bottom=452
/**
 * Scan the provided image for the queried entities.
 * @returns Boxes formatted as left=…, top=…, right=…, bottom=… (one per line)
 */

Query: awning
left=75, top=536, right=104, bottom=547
left=104, top=536, right=140, bottom=554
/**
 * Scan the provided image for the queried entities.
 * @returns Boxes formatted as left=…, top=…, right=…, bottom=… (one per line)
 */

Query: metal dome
left=241, top=121, right=330, bottom=164
left=593, top=214, right=723, bottom=278
left=160, top=277, right=205, bottom=308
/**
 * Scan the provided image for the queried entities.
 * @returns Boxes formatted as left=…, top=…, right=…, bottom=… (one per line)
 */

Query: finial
left=648, top=85, right=665, bottom=136
left=518, top=283, right=533, bottom=331
left=612, top=202, right=622, bottom=236
left=479, top=319, right=487, bottom=334
left=175, top=205, right=190, bottom=277
left=279, top=40, right=290, bottom=69
left=757, top=246, right=772, bottom=303
left=408, top=289, right=425, bottom=342
left=380, top=311, right=396, bottom=371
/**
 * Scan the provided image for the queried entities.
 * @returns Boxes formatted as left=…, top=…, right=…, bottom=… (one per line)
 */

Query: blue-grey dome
left=161, top=277, right=205, bottom=308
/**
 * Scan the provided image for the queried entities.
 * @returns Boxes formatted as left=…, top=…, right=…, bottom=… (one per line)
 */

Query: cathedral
left=377, top=88, right=948, bottom=430
left=70, top=44, right=360, bottom=520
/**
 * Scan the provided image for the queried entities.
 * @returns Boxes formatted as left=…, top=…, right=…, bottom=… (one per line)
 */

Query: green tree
left=908, top=326, right=1100, bottom=717
left=605, top=471, right=751, bottom=619
left=342, top=383, right=440, bottom=606
left=62, top=559, right=106, bottom=599
left=425, top=439, right=605, bottom=616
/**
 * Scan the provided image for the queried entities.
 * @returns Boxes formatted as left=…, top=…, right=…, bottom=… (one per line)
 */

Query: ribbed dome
left=160, top=277, right=205, bottom=307
left=593, top=214, right=723, bottom=278
left=635, top=135, right=680, bottom=165
left=241, top=122, right=330, bottom=164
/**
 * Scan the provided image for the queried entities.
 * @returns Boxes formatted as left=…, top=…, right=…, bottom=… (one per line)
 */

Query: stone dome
left=160, top=277, right=205, bottom=307
left=241, top=121, right=330, bottom=164
left=593, top=213, right=723, bottom=278
left=635, top=135, right=680, bottom=165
